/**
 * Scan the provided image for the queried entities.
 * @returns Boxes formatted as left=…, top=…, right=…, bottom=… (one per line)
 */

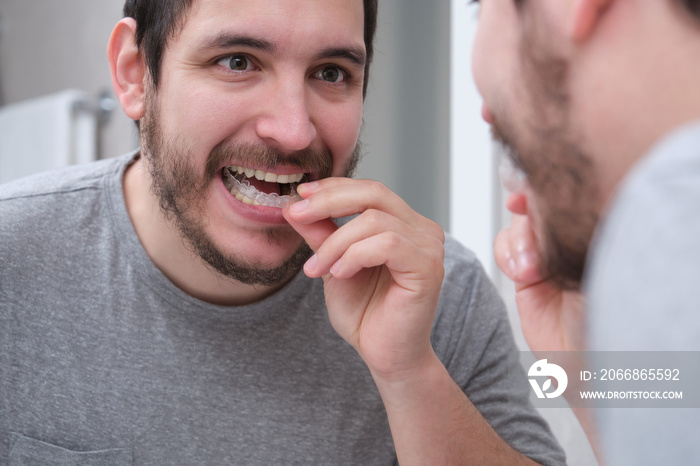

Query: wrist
left=368, top=348, right=446, bottom=397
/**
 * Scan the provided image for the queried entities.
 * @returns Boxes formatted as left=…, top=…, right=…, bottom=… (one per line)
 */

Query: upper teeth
left=229, top=165, right=304, bottom=184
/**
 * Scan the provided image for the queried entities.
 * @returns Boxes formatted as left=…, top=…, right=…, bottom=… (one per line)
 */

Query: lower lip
left=217, top=175, right=290, bottom=225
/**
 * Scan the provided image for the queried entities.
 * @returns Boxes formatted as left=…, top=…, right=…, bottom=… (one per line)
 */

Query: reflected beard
left=489, top=21, right=600, bottom=291
left=139, top=94, right=362, bottom=286
left=491, top=119, right=598, bottom=291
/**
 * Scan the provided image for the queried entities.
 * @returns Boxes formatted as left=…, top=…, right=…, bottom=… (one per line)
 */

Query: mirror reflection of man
left=472, top=0, right=700, bottom=463
left=0, top=0, right=564, bottom=464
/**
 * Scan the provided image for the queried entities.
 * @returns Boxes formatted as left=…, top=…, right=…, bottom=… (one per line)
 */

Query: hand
left=494, top=193, right=585, bottom=353
left=496, top=194, right=606, bottom=464
left=282, top=178, right=446, bottom=380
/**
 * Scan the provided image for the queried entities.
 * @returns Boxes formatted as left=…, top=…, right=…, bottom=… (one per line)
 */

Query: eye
left=217, top=54, right=253, bottom=72
left=315, top=66, right=347, bottom=83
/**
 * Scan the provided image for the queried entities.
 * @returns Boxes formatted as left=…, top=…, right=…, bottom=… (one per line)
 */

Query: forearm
left=569, top=407, right=605, bottom=465
left=372, top=352, right=541, bottom=466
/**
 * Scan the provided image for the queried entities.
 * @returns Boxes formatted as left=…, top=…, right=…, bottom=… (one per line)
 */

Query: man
left=471, top=0, right=700, bottom=463
left=0, top=0, right=564, bottom=464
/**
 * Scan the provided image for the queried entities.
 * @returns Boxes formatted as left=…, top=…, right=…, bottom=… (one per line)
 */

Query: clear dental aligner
left=226, top=168, right=303, bottom=209
left=498, top=155, right=528, bottom=194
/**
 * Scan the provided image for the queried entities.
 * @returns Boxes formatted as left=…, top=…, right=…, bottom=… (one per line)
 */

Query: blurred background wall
left=0, top=0, right=596, bottom=464
left=0, top=0, right=137, bottom=160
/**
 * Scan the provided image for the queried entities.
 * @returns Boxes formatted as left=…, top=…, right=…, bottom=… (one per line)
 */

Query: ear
left=108, top=18, right=147, bottom=121
left=571, top=0, right=616, bottom=42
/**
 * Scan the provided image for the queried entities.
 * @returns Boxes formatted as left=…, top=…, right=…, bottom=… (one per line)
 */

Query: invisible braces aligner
left=226, top=170, right=302, bottom=209
left=498, top=156, right=528, bottom=194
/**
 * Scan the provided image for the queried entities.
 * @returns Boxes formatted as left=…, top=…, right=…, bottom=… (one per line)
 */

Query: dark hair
left=123, top=0, right=378, bottom=97
left=676, top=0, right=700, bottom=19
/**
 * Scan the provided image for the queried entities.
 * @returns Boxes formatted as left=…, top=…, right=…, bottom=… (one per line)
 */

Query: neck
left=122, top=155, right=288, bottom=306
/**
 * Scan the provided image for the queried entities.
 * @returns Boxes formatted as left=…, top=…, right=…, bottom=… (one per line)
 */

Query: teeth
left=225, top=167, right=302, bottom=209
left=230, top=165, right=304, bottom=184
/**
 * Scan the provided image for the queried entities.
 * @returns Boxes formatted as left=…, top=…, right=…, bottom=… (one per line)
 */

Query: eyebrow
left=198, top=33, right=365, bottom=67
left=199, top=33, right=276, bottom=54
left=317, top=47, right=366, bottom=68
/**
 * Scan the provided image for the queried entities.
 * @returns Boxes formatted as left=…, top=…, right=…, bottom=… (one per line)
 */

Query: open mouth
left=222, top=166, right=307, bottom=208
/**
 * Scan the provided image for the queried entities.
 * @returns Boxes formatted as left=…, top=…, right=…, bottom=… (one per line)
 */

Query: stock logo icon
left=528, top=359, right=568, bottom=399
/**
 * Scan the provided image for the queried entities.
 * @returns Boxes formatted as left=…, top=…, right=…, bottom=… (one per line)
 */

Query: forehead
left=175, top=0, right=365, bottom=53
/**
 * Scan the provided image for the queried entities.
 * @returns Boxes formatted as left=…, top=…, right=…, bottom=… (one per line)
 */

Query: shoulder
left=0, top=154, right=132, bottom=203
left=433, top=234, right=510, bottom=362
left=586, top=121, right=700, bottom=350
left=0, top=153, right=135, bottom=247
left=440, top=234, right=501, bottom=313
left=443, top=234, right=482, bottom=279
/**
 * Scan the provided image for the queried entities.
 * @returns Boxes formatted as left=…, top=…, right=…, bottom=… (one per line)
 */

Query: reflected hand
left=494, top=193, right=585, bottom=353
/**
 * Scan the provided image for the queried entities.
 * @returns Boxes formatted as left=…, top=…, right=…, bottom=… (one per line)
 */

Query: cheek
left=471, top=7, right=521, bottom=107
left=316, top=100, right=363, bottom=169
left=164, top=86, right=254, bottom=149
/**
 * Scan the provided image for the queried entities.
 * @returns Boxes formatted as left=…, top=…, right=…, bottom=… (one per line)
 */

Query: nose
left=255, top=79, right=317, bottom=152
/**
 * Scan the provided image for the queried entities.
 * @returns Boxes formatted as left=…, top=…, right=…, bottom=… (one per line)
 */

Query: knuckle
left=365, top=180, right=388, bottom=197
left=427, top=220, right=445, bottom=242
left=363, top=208, right=385, bottom=226
left=415, top=216, right=445, bottom=243
left=429, top=241, right=445, bottom=266
left=380, top=231, right=403, bottom=250
left=423, top=233, right=444, bottom=254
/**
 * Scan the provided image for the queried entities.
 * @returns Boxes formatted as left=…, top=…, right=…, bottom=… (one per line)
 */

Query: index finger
left=494, top=214, right=543, bottom=288
left=289, top=178, right=442, bottom=238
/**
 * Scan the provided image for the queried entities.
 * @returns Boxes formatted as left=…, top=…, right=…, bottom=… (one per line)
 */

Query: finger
left=290, top=178, right=439, bottom=237
left=282, top=207, right=337, bottom=252
left=494, top=214, right=542, bottom=287
left=305, top=209, right=443, bottom=277
left=329, top=231, right=445, bottom=292
left=506, top=192, right=527, bottom=215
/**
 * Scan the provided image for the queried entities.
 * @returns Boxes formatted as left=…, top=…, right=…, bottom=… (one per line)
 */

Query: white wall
left=450, top=0, right=498, bottom=278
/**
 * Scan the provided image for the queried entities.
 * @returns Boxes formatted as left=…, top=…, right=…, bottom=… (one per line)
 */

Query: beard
left=139, top=90, right=362, bottom=287
left=490, top=15, right=600, bottom=291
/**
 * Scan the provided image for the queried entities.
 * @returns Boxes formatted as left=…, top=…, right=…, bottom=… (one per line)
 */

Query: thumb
left=494, top=214, right=543, bottom=289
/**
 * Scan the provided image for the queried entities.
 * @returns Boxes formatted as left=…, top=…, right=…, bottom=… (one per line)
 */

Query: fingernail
left=304, top=254, right=317, bottom=273
left=515, top=250, right=537, bottom=274
left=330, top=259, right=342, bottom=276
left=289, top=199, right=309, bottom=213
left=297, top=181, right=319, bottom=195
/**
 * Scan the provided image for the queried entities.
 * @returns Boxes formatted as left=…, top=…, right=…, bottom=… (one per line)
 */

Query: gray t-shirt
left=0, top=153, right=564, bottom=465
left=586, top=121, right=700, bottom=465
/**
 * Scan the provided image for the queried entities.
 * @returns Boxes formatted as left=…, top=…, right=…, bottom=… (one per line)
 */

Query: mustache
left=205, top=141, right=334, bottom=184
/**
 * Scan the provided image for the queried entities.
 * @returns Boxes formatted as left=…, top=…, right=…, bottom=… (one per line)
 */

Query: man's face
left=139, top=0, right=366, bottom=286
left=472, top=0, right=600, bottom=289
